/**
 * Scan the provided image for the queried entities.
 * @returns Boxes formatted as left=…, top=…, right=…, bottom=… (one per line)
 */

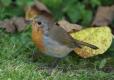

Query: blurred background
left=0, top=0, right=114, bottom=26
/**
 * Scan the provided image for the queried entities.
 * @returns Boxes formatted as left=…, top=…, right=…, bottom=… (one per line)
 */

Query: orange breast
left=32, top=23, right=45, bottom=52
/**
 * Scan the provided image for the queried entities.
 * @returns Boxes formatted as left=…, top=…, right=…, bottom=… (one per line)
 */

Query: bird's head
left=32, top=15, right=52, bottom=35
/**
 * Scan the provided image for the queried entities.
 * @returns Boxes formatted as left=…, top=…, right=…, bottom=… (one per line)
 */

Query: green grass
left=0, top=27, right=114, bottom=80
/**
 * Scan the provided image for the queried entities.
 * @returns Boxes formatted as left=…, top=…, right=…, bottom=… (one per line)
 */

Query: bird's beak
left=25, top=19, right=33, bottom=24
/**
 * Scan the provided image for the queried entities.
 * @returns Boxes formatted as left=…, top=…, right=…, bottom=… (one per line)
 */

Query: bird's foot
left=28, top=50, right=42, bottom=62
left=47, top=58, right=62, bottom=75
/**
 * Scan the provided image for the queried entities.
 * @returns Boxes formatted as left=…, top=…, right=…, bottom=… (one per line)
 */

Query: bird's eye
left=55, top=22, right=59, bottom=26
left=37, top=21, right=42, bottom=25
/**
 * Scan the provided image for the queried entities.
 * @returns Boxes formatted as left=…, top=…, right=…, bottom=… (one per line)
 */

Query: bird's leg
left=48, top=58, right=62, bottom=75
left=32, top=50, right=40, bottom=62
left=29, top=50, right=42, bottom=62
left=48, top=58, right=61, bottom=68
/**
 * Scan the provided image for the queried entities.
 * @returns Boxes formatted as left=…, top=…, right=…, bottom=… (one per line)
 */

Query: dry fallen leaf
left=25, top=0, right=52, bottom=20
left=0, top=17, right=27, bottom=33
left=92, top=5, right=114, bottom=26
left=71, top=26, right=113, bottom=58
left=12, top=17, right=27, bottom=32
left=25, top=5, right=39, bottom=20
left=58, top=19, right=82, bottom=33
left=0, top=19, right=15, bottom=33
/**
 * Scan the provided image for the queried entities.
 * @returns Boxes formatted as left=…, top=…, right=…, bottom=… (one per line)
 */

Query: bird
left=31, top=15, right=98, bottom=60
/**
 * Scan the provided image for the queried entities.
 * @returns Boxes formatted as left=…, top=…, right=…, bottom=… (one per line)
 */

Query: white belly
left=43, top=36, right=72, bottom=58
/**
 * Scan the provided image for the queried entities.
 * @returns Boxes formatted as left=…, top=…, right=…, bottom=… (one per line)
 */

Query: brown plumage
left=31, top=15, right=98, bottom=58
left=32, top=20, right=45, bottom=52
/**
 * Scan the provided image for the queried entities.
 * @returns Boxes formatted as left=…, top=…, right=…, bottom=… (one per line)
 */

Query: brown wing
left=48, top=24, right=98, bottom=49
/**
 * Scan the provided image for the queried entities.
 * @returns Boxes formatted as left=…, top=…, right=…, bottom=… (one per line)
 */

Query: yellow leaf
left=70, top=26, right=113, bottom=58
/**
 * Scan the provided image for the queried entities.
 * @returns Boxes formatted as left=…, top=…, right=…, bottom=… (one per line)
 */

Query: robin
left=31, top=15, right=98, bottom=61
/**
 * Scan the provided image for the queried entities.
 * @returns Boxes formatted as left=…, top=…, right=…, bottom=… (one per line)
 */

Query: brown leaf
left=12, top=17, right=27, bottom=32
left=57, top=19, right=82, bottom=33
left=25, top=0, right=52, bottom=20
left=25, top=5, right=39, bottom=20
left=92, top=5, right=114, bottom=26
left=0, top=19, right=15, bottom=33
left=0, top=17, right=27, bottom=33
left=34, top=0, right=51, bottom=15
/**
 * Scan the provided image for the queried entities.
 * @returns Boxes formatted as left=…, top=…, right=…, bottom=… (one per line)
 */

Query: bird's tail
left=75, top=40, right=98, bottom=49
